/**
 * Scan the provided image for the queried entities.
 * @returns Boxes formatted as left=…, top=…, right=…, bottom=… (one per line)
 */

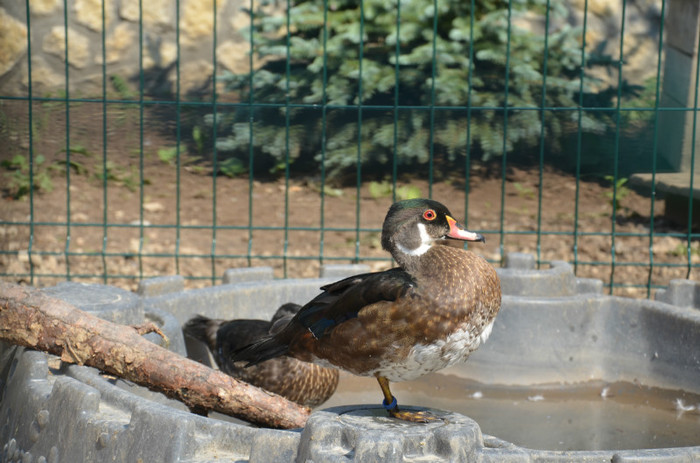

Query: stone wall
left=571, top=0, right=664, bottom=90
left=0, top=0, right=254, bottom=97
left=0, top=0, right=663, bottom=98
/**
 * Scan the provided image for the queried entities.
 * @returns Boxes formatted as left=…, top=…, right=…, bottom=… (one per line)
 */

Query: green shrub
left=1, top=154, right=54, bottom=199
left=210, top=0, right=601, bottom=178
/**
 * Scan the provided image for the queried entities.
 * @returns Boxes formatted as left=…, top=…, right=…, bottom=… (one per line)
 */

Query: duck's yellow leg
left=376, top=376, right=440, bottom=423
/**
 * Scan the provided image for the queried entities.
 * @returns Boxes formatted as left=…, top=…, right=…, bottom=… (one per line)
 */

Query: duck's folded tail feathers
left=231, top=335, right=290, bottom=367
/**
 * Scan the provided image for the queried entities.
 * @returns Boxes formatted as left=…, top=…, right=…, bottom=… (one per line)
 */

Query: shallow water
left=322, top=372, right=700, bottom=451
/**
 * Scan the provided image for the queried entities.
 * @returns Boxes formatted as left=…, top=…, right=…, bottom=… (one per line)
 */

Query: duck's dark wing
left=214, top=319, right=270, bottom=374
left=297, top=267, right=415, bottom=339
left=183, top=315, right=271, bottom=373
left=231, top=268, right=415, bottom=366
left=216, top=319, right=271, bottom=351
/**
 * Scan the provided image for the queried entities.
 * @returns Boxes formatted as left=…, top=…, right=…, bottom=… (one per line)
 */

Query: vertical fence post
left=632, top=0, right=700, bottom=228
left=659, top=0, right=700, bottom=173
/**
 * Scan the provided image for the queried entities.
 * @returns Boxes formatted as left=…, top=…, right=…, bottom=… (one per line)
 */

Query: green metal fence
left=0, top=0, right=698, bottom=297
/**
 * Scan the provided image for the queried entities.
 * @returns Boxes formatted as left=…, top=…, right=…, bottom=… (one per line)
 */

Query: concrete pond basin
left=1, top=253, right=699, bottom=462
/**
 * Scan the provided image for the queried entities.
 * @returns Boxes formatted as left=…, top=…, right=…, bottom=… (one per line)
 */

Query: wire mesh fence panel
left=1, top=0, right=699, bottom=297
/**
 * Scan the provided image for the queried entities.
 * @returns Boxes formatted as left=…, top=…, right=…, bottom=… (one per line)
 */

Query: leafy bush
left=209, top=0, right=600, bottom=178
left=1, top=154, right=54, bottom=199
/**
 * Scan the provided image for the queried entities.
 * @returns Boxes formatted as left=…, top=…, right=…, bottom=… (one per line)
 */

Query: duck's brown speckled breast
left=293, top=245, right=502, bottom=381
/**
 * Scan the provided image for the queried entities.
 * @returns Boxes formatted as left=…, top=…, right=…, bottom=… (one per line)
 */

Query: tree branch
left=0, top=281, right=309, bottom=429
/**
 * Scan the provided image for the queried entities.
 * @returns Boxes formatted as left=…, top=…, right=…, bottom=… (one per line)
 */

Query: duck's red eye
left=423, top=209, right=437, bottom=221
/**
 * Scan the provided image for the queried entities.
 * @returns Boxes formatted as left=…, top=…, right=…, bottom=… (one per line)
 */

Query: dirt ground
left=1, top=101, right=697, bottom=298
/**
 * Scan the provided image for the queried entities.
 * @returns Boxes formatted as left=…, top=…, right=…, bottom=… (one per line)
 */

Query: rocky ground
left=1, top=160, right=696, bottom=299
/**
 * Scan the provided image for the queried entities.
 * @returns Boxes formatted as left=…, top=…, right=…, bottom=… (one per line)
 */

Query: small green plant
left=603, top=176, right=631, bottom=210
left=308, top=182, right=344, bottom=197
left=95, top=161, right=143, bottom=191
left=186, top=165, right=207, bottom=175
left=369, top=181, right=421, bottom=200
left=1, top=154, right=54, bottom=199
left=396, top=185, right=422, bottom=201
left=369, top=181, right=393, bottom=199
left=110, top=74, right=135, bottom=100
left=121, top=166, right=143, bottom=191
left=192, top=126, right=206, bottom=156
left=61, top=144, right=94, bottom=157
left=671, top=242, right=700, bottom=258
left=218, top=158, right=246, bottom=178
left=40, top=89, right=68, bottom=110
left=157, top=147, right=178, bottom=164
left=57, top=159, right=88, bottom=175
left=97, top=160, right=119, bottom=182
left=513, top=182, right=535, bottom=200
left=57, top=145, right=93, bottom=176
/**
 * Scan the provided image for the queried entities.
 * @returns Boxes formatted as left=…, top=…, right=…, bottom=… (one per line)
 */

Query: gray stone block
left=137, top=275, right=185, bottom=297
left=222, top=266, right=275, bottom=284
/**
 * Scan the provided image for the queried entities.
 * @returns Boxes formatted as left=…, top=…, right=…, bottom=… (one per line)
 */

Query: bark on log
left=0, top=281, right=309, bottom=429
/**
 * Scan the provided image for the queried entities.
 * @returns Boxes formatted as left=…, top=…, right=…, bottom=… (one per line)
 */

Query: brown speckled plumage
left=290, top=245, right=499, bottom=379
left=232, top=198, right=502, bottom=422
left=183, top=304, right=339, bottom=408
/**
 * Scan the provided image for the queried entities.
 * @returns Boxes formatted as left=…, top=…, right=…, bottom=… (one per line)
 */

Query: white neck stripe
left=396, top=223, right=433, bottom=256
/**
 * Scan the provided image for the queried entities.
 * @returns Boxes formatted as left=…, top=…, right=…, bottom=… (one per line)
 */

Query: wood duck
left=232, top=198, right=501, bottom=422
left=183, top=303, right=339, bottom=408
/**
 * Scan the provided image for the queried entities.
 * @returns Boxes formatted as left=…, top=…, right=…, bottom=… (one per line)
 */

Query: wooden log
left=0, top=281, right=309, bottom=429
